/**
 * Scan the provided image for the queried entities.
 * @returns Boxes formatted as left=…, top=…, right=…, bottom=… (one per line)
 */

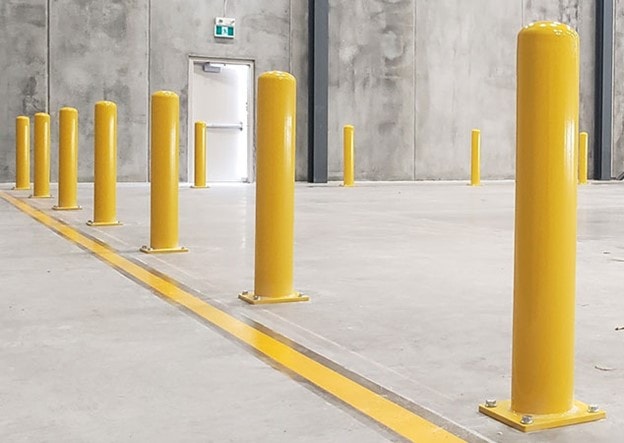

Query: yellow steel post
left=579, top=132, right=588, bottom=185
left=479, top=21, right=606, bottom=432
left=471, top=129, right=481, bottom=186
left=239, top=71, right=308, bottom=305
left=343, top=125, right=355, bottom=187
left=54, top=107, right=81, bottom=210
left=140, top=91, right=187, bottom=254
left=192, top=121, right=208, bottom=188
left=32, top=113, right=51, bottom=198
left=88, top=101, right=121, bottom=226
left=14, top=116, right=31, bottom=190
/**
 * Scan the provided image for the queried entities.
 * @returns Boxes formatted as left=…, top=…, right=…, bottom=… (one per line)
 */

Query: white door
left=189, top=61, right=251, bottom=182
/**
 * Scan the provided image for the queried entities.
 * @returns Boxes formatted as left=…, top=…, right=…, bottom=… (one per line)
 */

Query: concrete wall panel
left=49, top=0, right=149, bottom=182
left=328, top=0, right=415, bottom=181
left=415, top=0, right=520, bottom=180
left=0, top=0, right=47, bottom=182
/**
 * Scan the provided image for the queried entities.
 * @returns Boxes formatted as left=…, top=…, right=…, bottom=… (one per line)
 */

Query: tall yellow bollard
left=88, top=101, right=121, bottom=226
left=343, top=125, right=355, bottom=187
left=32, top=113, right=51, bottom=198
left=579, top=132, right=588, bottom=185
left=14, top=116, right=31, bottom=190
left=192, top=121, right=208, bottom=188
left=471, top=129, right=481, bottom=186
left=479, top=22, right=605, bottom=432
left=140, top=91, right=187, bottom=254
left=54, top=108, right=81, bottom=210
left=239, top=72, right=308, bottom=305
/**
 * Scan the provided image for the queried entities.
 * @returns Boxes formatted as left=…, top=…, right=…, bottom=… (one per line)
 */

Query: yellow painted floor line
left=1, top=191, right=466, bottom=443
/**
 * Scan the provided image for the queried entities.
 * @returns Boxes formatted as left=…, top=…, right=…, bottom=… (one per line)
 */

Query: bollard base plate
left=13, top=186, right=31, bottom=191
left=479, top=399, right=606, bottom=433
left=30, top=195, right=52, bottom=199
left=191, top=185, right=210, bottom=189
left=140, top=245, right=188, bottom=254
left=87, top=220, right=122, bottom=227
left=239, top=291, right=310, bottom=305
left=53, top=205, right=82, bottom=211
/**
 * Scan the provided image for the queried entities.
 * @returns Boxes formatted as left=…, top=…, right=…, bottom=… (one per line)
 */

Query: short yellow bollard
left=140, top=91, right=187, bottom=254
left=32, top=112, right=51, bottom=198
left=579, top=132, right=588, bottom=185
left=88, top=101, right=121, bottom=226
left=239, top=71, right=308, bottom=305
left=54, top=107, right=81, bottom=210
left=479, top=22, right=605, bottom=432
left=343, top=125, right=355, bottom=187
left=192, top=121, right=208, bottom=188
left=471, top=129, right=481, bottom=186
left=14, top=116, right=31, bottom=190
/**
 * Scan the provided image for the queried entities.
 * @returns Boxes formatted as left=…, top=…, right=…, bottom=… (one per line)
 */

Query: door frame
left=187, top=56, right=255, bottom=183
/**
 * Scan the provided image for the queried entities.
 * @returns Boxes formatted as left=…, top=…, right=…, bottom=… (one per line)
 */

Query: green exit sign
left=215, top=17, right=235, bottom=39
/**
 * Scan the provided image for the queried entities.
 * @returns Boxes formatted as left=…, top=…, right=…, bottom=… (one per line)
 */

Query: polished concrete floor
left=1, top=181, right=622, bottom=442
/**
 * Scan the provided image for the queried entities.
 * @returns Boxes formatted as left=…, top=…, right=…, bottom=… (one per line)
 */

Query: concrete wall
left=0, top=1, right=617, bottom=182
left=327, top=0, right=597, bottom=181
left=0, top=0, right=47, bottom=181
left=0, top=0, right=303, bottom=183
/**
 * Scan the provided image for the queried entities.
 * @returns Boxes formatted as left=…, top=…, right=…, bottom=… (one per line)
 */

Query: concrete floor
left=1, top=181, right=623, bottom=442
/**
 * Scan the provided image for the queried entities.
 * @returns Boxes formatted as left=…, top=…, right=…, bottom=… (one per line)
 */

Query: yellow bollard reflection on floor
left=343, top=125, right=355, bottom=187
left=239, top=72, right=308, bottom=305
left=54, top=108, right=81, bottom=210
left=579, top=132, right=588, bottom=185
left=140, top=91, right=187, bottom=254
left=192, top=121, right=208, bottom=189
left=32, top=112, right=51, bottom=199
left=88, top=101, right=121, bottom=226
left=14, top=116, right=31, bottom=190
left=479, top=21, right=606, bottom=432
left=471, top=129, right=481, bottom=186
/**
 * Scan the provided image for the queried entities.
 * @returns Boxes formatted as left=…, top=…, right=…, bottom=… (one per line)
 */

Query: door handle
left=206, top=122, right=244, bottom=131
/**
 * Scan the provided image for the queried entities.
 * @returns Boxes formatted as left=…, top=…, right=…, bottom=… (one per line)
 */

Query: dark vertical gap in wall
left=308, top=0, right=328, bottom=183
left=46, top=0, right=51, bottom=113
left=595, top=0, right=614, bottom=180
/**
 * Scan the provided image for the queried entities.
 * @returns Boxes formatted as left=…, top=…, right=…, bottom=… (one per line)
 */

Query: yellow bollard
left=479, top=22, right=605, bottom=432
left=239, top=71, right=308, bottom=305
left=88, top=101, right=121, bottom=226
left=471, top=129, right=481, bottom=186
left=192, top=121, right=208, bottom=188
left=343, top=125, right=355, bottom=187
left=140, top=91, right=187, bottom=254
left=54, top=107, right=81, bottom=210
left=579, top=132, right=588, bottom=185
left=14, top=116, right=31, bottom=190
left=32, top=112, right=51, bottom=198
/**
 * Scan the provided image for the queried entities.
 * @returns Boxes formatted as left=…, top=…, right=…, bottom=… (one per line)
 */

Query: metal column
left=595, top=0, right=614, bottom=180
left=308, top=0, right=329, bottom=183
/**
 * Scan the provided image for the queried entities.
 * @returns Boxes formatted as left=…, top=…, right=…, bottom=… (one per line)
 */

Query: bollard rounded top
left=344, top=124, right=354, bottom=130
left=520, top=21, right=578, bottom=40
left=96, top=100, right=117, bottom=109
left=472, top=128, right=481, bottom=134
left=259, top=71, right=296, bottom=83
left=34, top=112, right=50, bottom=119
left=16, top=115, right=29, bottom=121
left=59, top=107, right=78, bottom=114
left=195, top=120, right=207, bottom=127
left=152, top=90, right=179, bottom=99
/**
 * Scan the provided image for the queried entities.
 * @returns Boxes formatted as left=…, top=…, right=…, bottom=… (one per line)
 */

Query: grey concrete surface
left=48, top=0, right=150, bottom=183
left=613, top=0, right=624, bottom=177
left=0, top=196, right=396, bottom=443
left=1, top=1, right=622, bottom=183
left=0, top=0, right=47, bottom=181
left=13, top=181, right=624, bottom=443
left=328, top=0, right=415, bottom=181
